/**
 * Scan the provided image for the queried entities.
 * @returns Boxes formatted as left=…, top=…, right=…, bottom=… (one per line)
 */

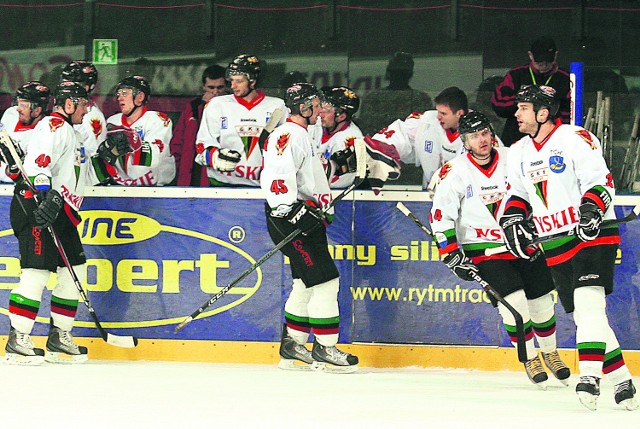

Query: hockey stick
left=620, top=112, right=640, bottom=189
left=484, top=205, right=640, bottom=257
left=0, top=124, right=138, bottom=348
left=174, top=137, right=368, bottom=333
left=258, top=108, right=284, bottom=153
left=396, top=202, right=528, bottom=363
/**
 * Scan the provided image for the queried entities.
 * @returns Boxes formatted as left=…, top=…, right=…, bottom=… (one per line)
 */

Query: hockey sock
left=8, top=268, right=50, bottom=334
left=284, top=278, right=313, bottom=344
left=308, top=277, right=340, bottom=347
left=50, top=265, right=84, bottom=331
left=528, top=293, right=557, bottom=353
left=602, top=325, right=633, bottom=385
left=573, top=286, right=608, bottom=377
left=498, top=290, right=537, bottom=360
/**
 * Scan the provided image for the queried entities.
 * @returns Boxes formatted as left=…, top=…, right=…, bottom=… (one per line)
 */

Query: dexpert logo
left=0, top=210, right=262, bottom=329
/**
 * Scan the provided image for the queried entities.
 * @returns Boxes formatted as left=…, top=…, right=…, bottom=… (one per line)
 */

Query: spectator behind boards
left=171, top=65, right=227, bottom=186
left=491, top=36, right=571, bottom=146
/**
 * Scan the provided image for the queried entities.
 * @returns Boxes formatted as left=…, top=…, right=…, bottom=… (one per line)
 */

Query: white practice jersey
left=196, top=91, right=286, bottom=186
left=317, top=121, right=363, bottom=189
left=1, top=107, right=39, bottom=183
left=76, top=101, right=107, bottom=156
left=505, top=123, right=616, bottom=238
left=431, top=147, right=510, bottom=253
left=23, top=113, right=98, bottom=211
left=106, top=107, right=176, bottom=186
left=261, top=119, right=332, bottom=213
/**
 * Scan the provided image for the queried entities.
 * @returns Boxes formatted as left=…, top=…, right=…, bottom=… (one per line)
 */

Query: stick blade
left=105, top=333, right=138, bottom=348
left=396, top=201, right=411, bottom=216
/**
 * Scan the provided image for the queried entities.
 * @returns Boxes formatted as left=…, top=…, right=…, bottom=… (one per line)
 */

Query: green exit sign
left=93, top=39, right=118, bottom=64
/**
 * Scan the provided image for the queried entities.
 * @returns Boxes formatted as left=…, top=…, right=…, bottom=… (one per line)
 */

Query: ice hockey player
left=501, top=84, right=637, bottom=411
left=261, top=82, right=358, bottom=373
left=430, top=110, right=569, bottom=389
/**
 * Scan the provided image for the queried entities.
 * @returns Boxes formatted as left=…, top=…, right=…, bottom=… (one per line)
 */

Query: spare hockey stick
left=396, top=202, right=528, bottom=363
left=0, top=124, right=138, bottom=348
left=258, top=108, right=285, bottom=153
left=484, top=205, right=640, bottom=257
left=620, top=112, right=640, bottom=189
left=175, top=138, right=368, bottom=333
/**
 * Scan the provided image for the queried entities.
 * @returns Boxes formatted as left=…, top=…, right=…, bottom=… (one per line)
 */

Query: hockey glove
left=363, top=136, right=401, bottom=195
left=499, top=213, right=536, bottom=260
left=443, top=250, right=479, bottom=282
left=195, top=147, right=242, bottom=172
left=33, top=189, right=64, bottom=229
left=575, top=202, right=603, bottom=242
left=330, top=146, right=357, bottom=176
left=285, top=200, right=326, bottom=235
left=98, top=130, right=134, bottom=164
left=0, top=139, right=25, bottom=181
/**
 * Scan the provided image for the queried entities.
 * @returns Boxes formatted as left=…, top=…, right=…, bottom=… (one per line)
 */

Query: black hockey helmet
left=115, top=75, right=151, bottom=103
left=60, top=60, right=98, bottom=93
left=285, top=82, right=322, bottom=115
left=15, top=81, right=50, bottom=110
left=53, top=81, right=88, bottom=107
left=515, top=84, right=560, bottom=117
left=226, top=54, right=261, bottom=83
left=321, top=86, right=360, bottom=118
left=458, top=111, right=495, bottom=140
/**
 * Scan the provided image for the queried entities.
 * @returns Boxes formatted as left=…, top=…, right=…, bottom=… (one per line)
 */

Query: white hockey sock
left=602, top=325, right=633, bottom=385
left=528, top=293, right=557, bottom=353
left=573, top=286, right=608, bottom=377
left=284, top=278, right=313, bottom=344
left=50, top=265, right=84, bottom=332
left=308, top=278, right=340, bottom=347
left=498, top=290, right=537, bottom=360
left=8, top=268, right=51, bottom=334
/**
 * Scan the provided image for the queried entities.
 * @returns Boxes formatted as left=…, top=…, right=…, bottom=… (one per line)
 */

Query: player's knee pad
left=498, top=289, right=528, bottom=326
left=13, top=268, right=50, bottom=300
left=573, top=286, right=608, bottom=338
left=284, top=278, right=313, bottom=315
left=54, top=264, right=85, bottom=300
left=308, top=277, right=340, bottom=317
left=528, top=292, right=555, bottom=323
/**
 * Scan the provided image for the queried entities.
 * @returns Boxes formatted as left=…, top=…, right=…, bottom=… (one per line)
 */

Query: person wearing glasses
left=171, top=64, right=227, bottom=186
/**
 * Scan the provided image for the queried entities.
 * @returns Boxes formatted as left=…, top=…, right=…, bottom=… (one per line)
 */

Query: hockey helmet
left=115, top=75, right=151, bottom=103
left=515, top=84, right=560, bottom=117
left=458, top=111, right=495, bottom=140
left=322, top=86, right=360, bottom=118
left=226, top=54, right=261, bottom=83
left=15, top=81, right=50, bottom=110
left=53, top=81, right=88, bottom=107
left=285, top=83, right=322, bottom=115
left=60, top=60, right=98, bottom=93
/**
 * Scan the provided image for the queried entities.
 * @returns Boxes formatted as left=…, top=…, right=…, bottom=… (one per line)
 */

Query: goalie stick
left=258, top=108, right=284, bottom=153
left=175, top=137, right=368, bottom=333
left=395, top=202, right=528, bottom=363
left=484, top=205, right=640, bottom=257
left=0, top=124, right=138, bottom=348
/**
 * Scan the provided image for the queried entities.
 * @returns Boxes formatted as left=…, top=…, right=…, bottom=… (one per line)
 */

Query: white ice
left=1, top=361, right=637, bottom=428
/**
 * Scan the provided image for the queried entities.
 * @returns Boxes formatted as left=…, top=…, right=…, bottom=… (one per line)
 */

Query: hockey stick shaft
left=620, top=113, right=640, bottom=189
left=395, top=202, right=528, bottom=363
left=175, top=138, right=368, bottom=332
left=0, top=125, right=137, bottom=348
left=484, top=205, right=640, bottom=257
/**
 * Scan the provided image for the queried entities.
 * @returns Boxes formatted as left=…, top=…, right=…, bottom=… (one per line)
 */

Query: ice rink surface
left=1, top=360, right=638, bottom=428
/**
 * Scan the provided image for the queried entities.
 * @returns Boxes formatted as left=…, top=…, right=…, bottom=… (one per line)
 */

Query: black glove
left=0, top=140, right=25, bottom=168
left=443, top=250, right=479, bottom=281
left=285, top=201, right=326, bottom=235
left=575, top=202, right=603, bottom=242
left=330, top=146, right=357, bottom=176
left=33, top=189, right=64, bottom=229
left=97, top=130, right=133, bottom=164
left=499, top=213, right=536, bottom=260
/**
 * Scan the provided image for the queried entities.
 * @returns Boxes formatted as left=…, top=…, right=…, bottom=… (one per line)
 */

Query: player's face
left=435, top=104, right=462, bottom=130
left=464, top=128, right=493, bottom=159
left=308, top=97, right=322, bottom=125
left=229, top=75, right=253, bottom=98
left=69, top=98, right=88, bottom=125
left=16, top=100, right=38, bottom=125
left=320, top=103, right=339, bottom=128
left=116, top=88, right=144, bottom=115
left=515, top=102, right=537, bottom=134
left=202, top=77, right=227, bottom=102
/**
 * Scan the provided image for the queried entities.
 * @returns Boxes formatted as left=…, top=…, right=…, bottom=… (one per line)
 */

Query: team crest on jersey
left=576, top=129, right=597, bottom=149
left=157, top=112, right=171, bottom=127
left=221, top=117, right=228, bottom=129
left=275, top=132, right=291, bottom=155
left=481, top=191, right=505, bottom=219
left=406, top=111, right=423, bottom=120
left=90, top=118, right=102, bottom=138
left=236, top=124, right=263, bottom=158
left=528, top=167, right=549, bottom=208
left=438, top=163, right=452, bottom=181
left=424, top=140, right=433, bottom=153
left=344, top=136, right=355, bottom=148
left=549, top=155, right=566, bottom=173
left=49, top=117, right=65, bottom=132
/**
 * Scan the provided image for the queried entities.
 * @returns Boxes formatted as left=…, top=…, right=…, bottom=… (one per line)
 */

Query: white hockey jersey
left=196, top=91, right=286, bottom=186
left=261, top=119, right=332, bottom=213
left=76, top=101, right=107, bottom=156
left=1, top=107, right=39, bottom=183
left=106, top=107, right=176, bottom=186
left=431, top=147, right=511, bottom=260
left=505, top=123, right=616, bottom=238
left=317, top=121, right=364, bottom=189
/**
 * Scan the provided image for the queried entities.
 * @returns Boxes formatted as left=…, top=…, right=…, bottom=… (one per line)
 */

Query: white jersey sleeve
left=76, top=102, right=107, bottom=156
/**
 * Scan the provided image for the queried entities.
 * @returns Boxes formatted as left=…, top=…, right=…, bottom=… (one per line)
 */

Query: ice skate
left=576, top=375, right=600, bottom=411
left=614, top=379, right=639, bottom=411
left=541, top=350, right=570, bottom=386
left=4, top=326, right=45, bottom=366
left=524, top=355, right=548, bottom=389
left=44, top=324, right=88, bottom=364
left=311, top=339, right=358, bottom=374
left=278, top=325, right=315, bottom=371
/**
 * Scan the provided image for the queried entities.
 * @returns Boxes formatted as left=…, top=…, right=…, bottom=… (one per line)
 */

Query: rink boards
left=1, top=186, right=639, bottom=369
